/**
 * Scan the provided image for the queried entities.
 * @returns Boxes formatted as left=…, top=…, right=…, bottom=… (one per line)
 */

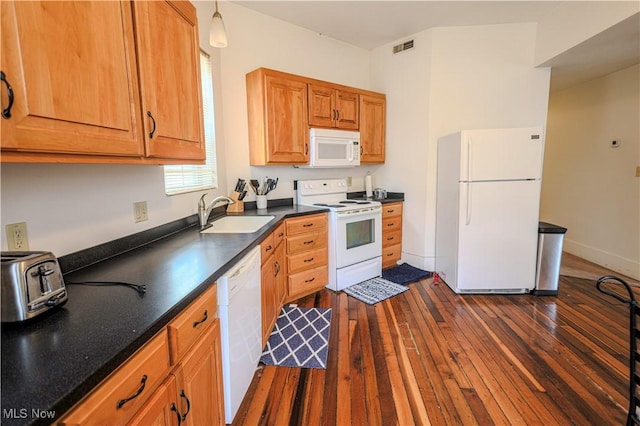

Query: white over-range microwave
left=302, top=128, right=361, bottom=168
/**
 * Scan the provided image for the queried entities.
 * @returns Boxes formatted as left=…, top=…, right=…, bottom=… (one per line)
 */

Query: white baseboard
left=400, top=251, right=435, bottom=272
left=563, top=238, right=640, bottom=280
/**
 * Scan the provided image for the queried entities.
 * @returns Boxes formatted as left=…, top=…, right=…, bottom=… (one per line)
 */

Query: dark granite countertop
left=1, top=203, right=327, bottom=426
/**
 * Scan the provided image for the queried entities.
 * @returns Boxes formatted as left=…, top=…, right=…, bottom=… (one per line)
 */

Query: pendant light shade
left=209, top=0, right=227, bottom=48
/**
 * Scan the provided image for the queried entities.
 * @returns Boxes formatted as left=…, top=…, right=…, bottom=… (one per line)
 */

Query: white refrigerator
left=435, top=127, right=544, bottom=293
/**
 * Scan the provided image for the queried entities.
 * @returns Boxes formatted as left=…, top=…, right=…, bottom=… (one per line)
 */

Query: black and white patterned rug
left=260, top=306, right=332, bottom=369
left=343, top=277, right=409, bottom=305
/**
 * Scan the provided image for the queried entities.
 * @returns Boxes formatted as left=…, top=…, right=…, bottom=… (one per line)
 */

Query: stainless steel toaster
left=1, top=251, right=68, bottom=323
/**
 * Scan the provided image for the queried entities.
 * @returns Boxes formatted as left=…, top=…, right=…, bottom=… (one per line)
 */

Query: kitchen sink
left=200, top=215, right=275, bottom=234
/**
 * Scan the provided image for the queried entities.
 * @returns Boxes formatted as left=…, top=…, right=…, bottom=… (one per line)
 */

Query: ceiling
left=232, top=1, right=639, bottom=91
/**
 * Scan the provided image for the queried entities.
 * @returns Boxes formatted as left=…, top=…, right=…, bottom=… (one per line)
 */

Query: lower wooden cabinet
left=60, top=330, right=171, bottom=425
left=284, top=213, right=328, bottom=302
left=382, top=202, right=403, bottom=269
left=261, top=223, right=286, bottom=346
left=60, top=285, right=224, bottom=426
left=176, top=322, right=224, bottom=426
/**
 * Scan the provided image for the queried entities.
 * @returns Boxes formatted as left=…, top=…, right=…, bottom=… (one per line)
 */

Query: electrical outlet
left=6, top=222, right=29, bottom=251
left=347, top=176, right=352, bottom=186
left=133, top=201, right=148, bottom=223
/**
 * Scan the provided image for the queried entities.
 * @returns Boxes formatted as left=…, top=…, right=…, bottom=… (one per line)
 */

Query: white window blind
left=164, top=50, right=218, bottom=195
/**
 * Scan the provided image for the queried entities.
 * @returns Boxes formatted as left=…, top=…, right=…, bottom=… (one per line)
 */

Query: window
left=163, top=50, right=218, bottom=195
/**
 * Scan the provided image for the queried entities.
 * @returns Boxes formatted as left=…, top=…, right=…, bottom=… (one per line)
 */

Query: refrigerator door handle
left=465, top=182, right=472, bottom=226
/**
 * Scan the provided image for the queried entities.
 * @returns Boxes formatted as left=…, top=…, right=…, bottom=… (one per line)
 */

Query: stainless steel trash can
left=533, top=222, right=567, bottom=296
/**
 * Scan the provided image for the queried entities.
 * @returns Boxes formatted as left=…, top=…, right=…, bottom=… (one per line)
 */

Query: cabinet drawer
left=61, top=330, right=170, bottom=426
left=382, top=244, right=402, bottom=269
left=167, top=284, right=217, bottom=364
left=288, top=266, right=328, bottom=299
left=285, top=214, right=327, bottom=236
left=273, top=223, right=286, bottom=248
left=382, top=229, right=402, bottom=248
left=287, top=248, right=328, bottom=274
left=261, top=233, right=275, bottom=264
left=286, top=230, right=327, bottom=254
left=382, top=216, right=402, bottom=233
left=382, top=203, right=403, bottom=218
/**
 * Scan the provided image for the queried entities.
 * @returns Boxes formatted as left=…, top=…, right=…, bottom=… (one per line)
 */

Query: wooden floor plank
left=232, top=258, right=633, bottom=426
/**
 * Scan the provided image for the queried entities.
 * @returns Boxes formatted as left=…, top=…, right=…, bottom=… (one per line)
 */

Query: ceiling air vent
left=393, top=40, right=414, bottom=54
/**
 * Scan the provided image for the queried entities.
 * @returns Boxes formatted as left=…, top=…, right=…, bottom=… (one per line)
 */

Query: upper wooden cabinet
left=246, top=67, right=385, bottom=166
left=0, top=1, right=143, bottom=158
left=246, top=68, right=309, bottom=165
left=133, top=0, right=204, bottom=161
left=360, top=93, right=386, bottom=164
left=308, top=84, right=358, bottom=130
left=0, top=0, right=204, bottom=164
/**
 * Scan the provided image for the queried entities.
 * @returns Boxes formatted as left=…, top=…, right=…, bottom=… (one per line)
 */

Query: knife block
left=226, top=192, right=244, bottom=213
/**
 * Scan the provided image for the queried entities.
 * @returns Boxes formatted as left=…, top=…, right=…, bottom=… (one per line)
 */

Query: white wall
left=371, top=23, right=551, bottom=270
left=369, top=31, right=432, bottom=267
left=541, top=64, right=640, bottom=279
left=534, top=2, right=639, bottom=65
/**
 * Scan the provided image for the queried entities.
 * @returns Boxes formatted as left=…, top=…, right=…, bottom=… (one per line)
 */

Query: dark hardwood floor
left=233, top=258, right=637, bottom=425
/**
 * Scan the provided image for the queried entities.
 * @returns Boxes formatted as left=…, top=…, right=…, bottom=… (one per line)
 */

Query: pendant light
left=209, top=0, right=228, bottom=48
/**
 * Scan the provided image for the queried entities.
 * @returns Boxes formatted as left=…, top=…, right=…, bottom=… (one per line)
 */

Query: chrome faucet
left=198, top=194, right=235, bottom=228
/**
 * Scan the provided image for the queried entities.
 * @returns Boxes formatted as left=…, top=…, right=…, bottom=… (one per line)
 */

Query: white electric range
left=296, top=179, right=382, bottom=291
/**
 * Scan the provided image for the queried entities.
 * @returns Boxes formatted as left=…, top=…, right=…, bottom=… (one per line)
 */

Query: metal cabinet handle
left=170, top=403, right=182, bottom=426
left=116, top=375, right=147, bottom=409
left=304, top=143, right=309, bottom=155
left=265, top=245, right=273, bottom=252
left=303, top=240, right=314, bottom=245
left=179, top=390, right=191, bottom=421
left=147, top=111, right=156, bottom=139
left=305, top=277, right=315, bottom=283
left=303, top=257, right=314, bottom=263
left=274, top=261, right=280, bottom=277
left=302, top=223, right=313, bottom=228
left=192, top=310, right=208, bottom=328
left=1, top=71, right=15, bottom=119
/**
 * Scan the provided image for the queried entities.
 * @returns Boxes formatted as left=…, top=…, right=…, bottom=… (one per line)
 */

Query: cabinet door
left=308, top=84, right=335, bottom=128
left=308, top=85, right=358, bottom=130
left=261, top=253, right=277, bottom=346
left=263, top=75, right=309, bottom=163
left=274, top=243, right=286, bottom=310
left=133, top=0, right=205, bottom=161
left=177, top=321, right=224, bottom=426
left=335, top=90, right=359, bottom=130
left=1, top=1, right=143, bottom=157
left=360, top=94, right=386, bottom=163
left=127, top=375, right=180, bottom=426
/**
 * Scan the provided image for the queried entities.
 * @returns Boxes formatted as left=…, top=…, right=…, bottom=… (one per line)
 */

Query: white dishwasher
left=217, top=245, right=262, bottom=424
